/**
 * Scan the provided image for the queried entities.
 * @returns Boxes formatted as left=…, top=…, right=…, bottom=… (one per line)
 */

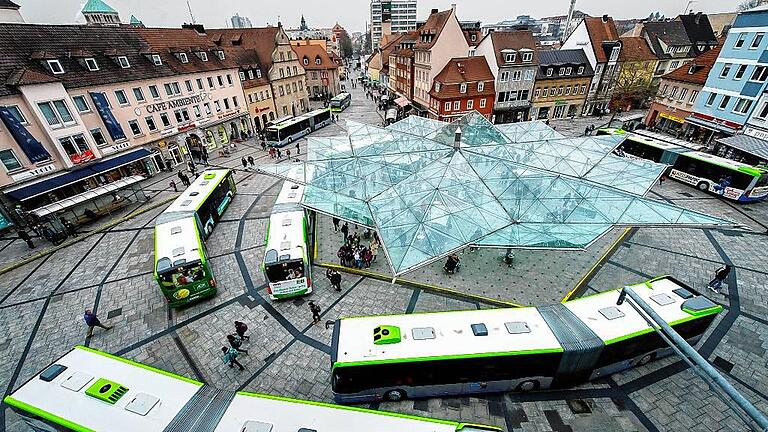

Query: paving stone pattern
left=2, top=73, right=767, bottom=431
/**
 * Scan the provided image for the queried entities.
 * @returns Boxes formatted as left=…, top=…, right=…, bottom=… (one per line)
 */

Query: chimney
left=182, top=23, right=206, bottom=35
left=431, top=8, right=438, bottom=14
left=451, top=3, right=456, bottom=12
left=695, top=12, right=702, bottom=25
left=454, top=127, right=462, bottom=149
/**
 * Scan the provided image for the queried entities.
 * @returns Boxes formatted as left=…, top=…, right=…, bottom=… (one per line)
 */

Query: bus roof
left=331, top=92, right=350, bottom=101
left=632, top=130, right=709, bottom=152
left=678, top=151, right=767, bottom=176
left=4, top=346, right=201, bottom=432
left=154, top=216, right=203, bottom=272
left=215, top=392, right=485, bottom=432
left=335, top=307, right=562, bottom=365
left=265, top=210, right=307, bottom=264
left=564, top=277, right=720, bottom=344
left=163, top=169, right=231, bottom=214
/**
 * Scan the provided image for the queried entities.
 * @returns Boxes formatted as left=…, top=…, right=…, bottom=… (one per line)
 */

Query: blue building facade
left=686, top=5, right=768, bottom=144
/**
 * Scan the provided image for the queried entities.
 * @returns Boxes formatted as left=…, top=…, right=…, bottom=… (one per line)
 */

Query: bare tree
left=611, top=61, right=658, bottom=110
left=739, top=0, right=768, bottom=11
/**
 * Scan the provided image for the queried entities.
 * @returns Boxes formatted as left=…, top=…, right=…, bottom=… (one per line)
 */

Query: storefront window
left=217, top=126, right=229, bottom=144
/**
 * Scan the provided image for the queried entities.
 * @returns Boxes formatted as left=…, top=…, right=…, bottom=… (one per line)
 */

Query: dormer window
left=577, top=66, right=584, bottom=74
left=688, top=65, right=697, bottom=74
left=47, top=60, right=64, bottom=75
left=315, top=57, right=321, bottom=65
left=565, top=67, right=572, bottom=75
left=435, top=82, right=441, bottom=92
left=504, top=53, right=516, bottom=63
left=521, top=52, right=533, bottom=62
left=197, top=52, right=208, bottom=62
left=117, top=56, right=130, bottom=68
left=303, top=58, right=309, bottom=65
left=610, top=46, right=620, bottom=61
left=248, top=70, right=254, bottom=79
left=178, top=53, right=189, bottom=64
left=478, top=81, right=484, bottom=92
left=559, top=67, right=565, bottom=76
left=470, top=34, right=476, bottom=42
left=84, top=58, right=99, bottom=71
left=256, top=70, right=262, bottom=79
left=216, top=50, right=225, bottom=61
left=546, top=68, right=553, bottom=77
left=460, top=83, right=467, bottom=93
left=239, top=71, right=246, bottom=81
left=151, top=54, right=162, bottom=66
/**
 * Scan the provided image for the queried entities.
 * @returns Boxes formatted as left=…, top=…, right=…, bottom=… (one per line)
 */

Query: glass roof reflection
left=257, top=112, right=733, bottom=275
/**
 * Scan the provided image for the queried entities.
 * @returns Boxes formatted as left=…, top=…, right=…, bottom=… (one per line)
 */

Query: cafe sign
left=141, top=93, right=208, bottom=114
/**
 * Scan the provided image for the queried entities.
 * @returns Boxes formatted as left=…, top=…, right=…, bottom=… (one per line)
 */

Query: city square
left=1, top=0, right=768, bottom=430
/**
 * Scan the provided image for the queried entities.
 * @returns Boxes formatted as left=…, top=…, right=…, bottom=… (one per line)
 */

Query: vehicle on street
left=4, top=345, right=501, bottom=432
left=265, top=108, right=333, bottom=147
left=263, top=179, right=313, bottom=300
left=330, top=276, right=721, bottom=402
left=153, top=169, right=236, bottom=307
left=330, top=92, right=352, bottom=112
left=598, top=128, right=768, bottom=201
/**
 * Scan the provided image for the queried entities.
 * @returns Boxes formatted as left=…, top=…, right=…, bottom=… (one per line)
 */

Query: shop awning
left=0, top=105, right=51, bottom=163
left=717, top=134, right=768, bottom=161
left=394, top=97, right=410, bottom=108
left=685, top=115, right=741, bottom=134
left=5, top=148, right=152, bottom=202
left=31, top=175, right=145, bottom=218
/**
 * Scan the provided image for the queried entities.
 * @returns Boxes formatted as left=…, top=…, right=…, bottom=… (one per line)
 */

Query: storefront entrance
left=169, top=146, right=183, bottom=165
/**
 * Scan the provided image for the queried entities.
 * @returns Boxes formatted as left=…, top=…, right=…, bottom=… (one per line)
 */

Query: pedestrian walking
left=60, top=217, right=78, bottom=238
left=276, top=148, right=282, bottom=159
left=286, top=149, right=291, bottom=159
left=584, top=126, right=590, bottom=136
left=177, top=170, right=185, bottom=182
left=17, top=229, right=35, bottom=249
left=330, top=269, right=342, bottom=292
left=708, top=264, right=732, bottom=293
left=169, top=180, right=177, bottom=192
left=227, top=334, right=249, bottom=354
left=261, top=140, right=267, bottom=151
left=340, top=221, right=349, bottom=239
left=222, top=346, right=245, bottom=371
left=248, top=155, right=255, bottom=167
left=295, top=142, right=300, bottom=155
left=83, top=309, right=112, bottom=338
left=309, top=300, right=322, bottom=324
left=241, top=157, right=248, bottom=169
left=332, top=217, right=340, bottom=232
left=370, top=238, right=379, bottom=262
left=234, top=321, right=250, bottom=340
left=659, top=174, right=667, bottom=185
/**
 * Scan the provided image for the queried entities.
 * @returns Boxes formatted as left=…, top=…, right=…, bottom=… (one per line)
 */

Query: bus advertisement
left=4, top=345, right=500, bottom=432
left=265, top=108, right=333, bottom=147
left=153, top=169, right=237, bottom=307
left=263, top=180, right=313, bottom=300
left=330, top=92, right=352, bottom=112
left=330, top=276, right=721, bottom=403
left=598, top=128, right=768, bottom=201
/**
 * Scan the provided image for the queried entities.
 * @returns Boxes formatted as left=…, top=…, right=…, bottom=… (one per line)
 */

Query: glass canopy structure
left=258, top=112, right=733, bottom=276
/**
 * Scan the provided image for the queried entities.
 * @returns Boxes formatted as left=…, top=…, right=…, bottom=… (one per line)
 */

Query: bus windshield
left=157, top=263, right=206, bottom=288
left=265, top=127, right=280, bottom=142
left=265, top=259, right=305, bottom=283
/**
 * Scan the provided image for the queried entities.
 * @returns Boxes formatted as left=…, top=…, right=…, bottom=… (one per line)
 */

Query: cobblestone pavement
left=2, top=74, right=767, bottom=431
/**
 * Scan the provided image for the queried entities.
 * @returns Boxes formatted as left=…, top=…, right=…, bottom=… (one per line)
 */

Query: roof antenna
left=187, top=1, right=196, bottom=24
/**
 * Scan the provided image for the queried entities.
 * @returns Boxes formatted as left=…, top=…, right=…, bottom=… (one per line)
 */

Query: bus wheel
left=697, top=181, right=709, bottom=191
left=515, top=380, right=539, bottom=392
left=384, top=389, right=406, bottom=401
left=637, top=353, right=655, bottom=366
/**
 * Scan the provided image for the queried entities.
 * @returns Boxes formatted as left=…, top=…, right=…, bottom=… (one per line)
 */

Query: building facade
left=532, top=49, right=593, bottom=120
left=293, top=41, right=341, bottom=99
left=389, top=32, right=417, bottom=100
left=370, top=0, right=417, bottom=49
left=412, top=7, right=469, bottom=115
left=0, top=0, right=24, bottom=23
left=0, top=24, right=250, bottom=213
left=645, top=46, right=720, bottom=136
left=230, top=13, right=252, bottom=29
left=428, top=57, right=495, bottom=121
left=561, top=15, right=622, bottom=116
left=686, top=6, right=768, bottom=144
left=475, top=30, right=538, bottom=124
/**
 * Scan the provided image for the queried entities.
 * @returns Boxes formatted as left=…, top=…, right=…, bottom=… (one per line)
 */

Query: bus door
left=265, top=258, right=309, bottom=298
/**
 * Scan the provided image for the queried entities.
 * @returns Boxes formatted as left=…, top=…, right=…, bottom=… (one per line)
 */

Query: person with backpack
left=234, top=321, right=250, bottom=340
left=309, top=301, right=322, bottom=324
left=227, top=334, right=248, bottom=354
left=222, top=346, right=244, bottom=371
left=330, top=270, right=342, bottom=292
left=708, top=264, right=732, bottom=293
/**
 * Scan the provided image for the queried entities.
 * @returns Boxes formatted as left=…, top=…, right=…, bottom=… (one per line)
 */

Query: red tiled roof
left=584, top=16, right=619, bottom=63
left=205, top=27, right=280, bottom=75
left=618, top=36, right=657, bottom=62
left=662, top=44, right=722, bottom=85
left=487, top=30, right=539, bottom=66
left=430, top=56, right=495, bottom=99
left=292, top=43, right=335, bottom=70
left=415, top=9, right=453, bottom=50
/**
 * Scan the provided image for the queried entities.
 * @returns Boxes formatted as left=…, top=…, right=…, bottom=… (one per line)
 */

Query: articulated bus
left=263, top=180, right=313, bottom=300
left=153, top=169, right=236, bottom=307
left=265, top=108, right=333, bottom=147
left=598, top=128, right=768, bottom=202
left=5, top=345, right=500, bottom=432
left=330, top=276, right=721, bottom=402
left=330, top=92, right=352, bottom=112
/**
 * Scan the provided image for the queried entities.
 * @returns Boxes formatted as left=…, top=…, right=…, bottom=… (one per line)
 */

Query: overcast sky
left=17, top=0, right=743, bottom=33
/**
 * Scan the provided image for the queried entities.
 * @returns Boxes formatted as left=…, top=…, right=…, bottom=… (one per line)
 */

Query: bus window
left=265, top=128, right=280, bottom=143
left=265, top=260, right=304, bottom=282
left=161, top=265, right=206, bottom=287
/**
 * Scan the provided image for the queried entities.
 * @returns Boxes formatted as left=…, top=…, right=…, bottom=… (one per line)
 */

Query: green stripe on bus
left=333, top=348, right=564, bottom=369
left=235, top=391, right=475, bottom=427
left=74, top=346, right=203, bottom=386
left=683, top=304, right=723, bottom=317
left=3, top=396, right=95, bottom=432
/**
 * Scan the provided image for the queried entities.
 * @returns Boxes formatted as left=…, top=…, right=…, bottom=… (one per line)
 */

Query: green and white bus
left=598, top=128, right=768, bottom=202
left=4, top=345, right=500, bottom=432
left=154, top=169, right=236, bottom=307
left=265, top=108, right=333, bottom=147
left=330, top=92, right=352, bottom=112
left=263, top=180, right=313, bottom=300
left=330, top=276, right=721, bottom=403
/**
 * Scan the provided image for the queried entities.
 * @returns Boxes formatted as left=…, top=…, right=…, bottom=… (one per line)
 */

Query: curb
left=0, top=196, right=176, bottom=276
left=560, top=227, right=635, bottom=303
left=316, top=262, right=524, bottom=309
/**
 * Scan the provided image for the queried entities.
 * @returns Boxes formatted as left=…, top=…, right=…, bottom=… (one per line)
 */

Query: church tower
left=300, top=14, right=308, bottom=31
left=82, top=0, right=120, bottom=26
